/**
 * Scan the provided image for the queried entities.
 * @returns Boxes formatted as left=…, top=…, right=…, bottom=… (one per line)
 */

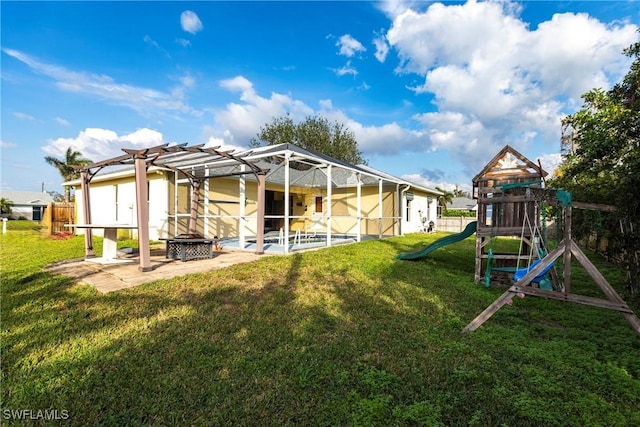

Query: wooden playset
left=465, top=145, right=640, bottom=336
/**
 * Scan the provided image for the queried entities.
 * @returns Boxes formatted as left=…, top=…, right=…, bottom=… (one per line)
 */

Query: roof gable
left=472, top=145, right=547, bottom=183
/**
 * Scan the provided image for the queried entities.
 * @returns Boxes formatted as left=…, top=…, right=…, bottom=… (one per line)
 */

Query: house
left=65, top=143, right=441, bottom=264
left=447, top=197, right=477, bottom=213
left=0, top=190, right=54, bottom=220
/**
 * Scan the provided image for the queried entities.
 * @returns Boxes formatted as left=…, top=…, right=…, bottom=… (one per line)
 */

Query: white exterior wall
left=90, top=185, right=117, bottom=226
left=10, top=206, right=35, bottom=220
left=116, top=182, right=136, bottom=226
left=402, top=191, right=438, bottom=234
left=149, top=176, right=169, bottom=240
left=75, top=173, right=169, bottom=241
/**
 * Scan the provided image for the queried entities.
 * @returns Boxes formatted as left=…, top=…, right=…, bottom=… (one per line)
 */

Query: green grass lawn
left=2, top=222, right=639, bottom=426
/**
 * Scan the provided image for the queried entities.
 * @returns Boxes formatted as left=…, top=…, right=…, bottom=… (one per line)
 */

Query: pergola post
left=356, top=173, right=362, bottom=242
left=134, top=156, right=152, bottom=272
left=284, top=153, right=290, bottom=254
left=80, top=171, right=94, bottom=257
left=255, top=174, right=266, bottom=255
left=239, top=165, right=246, bottom=249
left=189, top=179, right=201, bottom=235
left=203, top=171, right=210, bottom=237
left=378, top=179, right=383, bottom=238
left=326, top=164, right=332, bottom=246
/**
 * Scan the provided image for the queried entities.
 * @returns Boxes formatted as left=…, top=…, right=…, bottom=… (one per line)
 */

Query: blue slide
left=513, top=258, right=555, bottom=290
left=397, top=221, right=477, bottom=261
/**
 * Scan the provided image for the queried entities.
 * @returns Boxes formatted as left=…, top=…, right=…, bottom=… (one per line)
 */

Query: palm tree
left=453, top=186, right=469, bottom=198
left=0, top=198, right=14, bottom=217
left=44, top=147, right=93, bottom=203
left=435, top=186, right=454, bottom=213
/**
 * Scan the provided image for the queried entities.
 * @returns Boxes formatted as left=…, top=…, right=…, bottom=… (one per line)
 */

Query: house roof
left=0, top=190, right=54, bottom=206
left=356, top=163, right=442, bottom=195
left=65, top=143, right=442, bottom=194
left=447, top=197, right=477, bottom=211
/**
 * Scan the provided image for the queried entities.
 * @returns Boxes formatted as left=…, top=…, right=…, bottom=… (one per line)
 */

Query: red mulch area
left=50, top=232, right=74, bottom=240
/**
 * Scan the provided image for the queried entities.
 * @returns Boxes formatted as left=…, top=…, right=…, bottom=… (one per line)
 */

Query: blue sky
left=2, top=1, right=639, bottom=195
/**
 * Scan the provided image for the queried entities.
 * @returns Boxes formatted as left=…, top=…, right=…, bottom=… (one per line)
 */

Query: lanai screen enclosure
left=72, top=143, right=437, bottom=272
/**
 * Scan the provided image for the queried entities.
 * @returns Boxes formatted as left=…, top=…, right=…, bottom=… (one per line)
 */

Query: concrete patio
left=45, top=246, right=266, bottom=293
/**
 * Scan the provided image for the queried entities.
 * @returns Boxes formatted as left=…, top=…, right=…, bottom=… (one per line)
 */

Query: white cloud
left=336, top=34, right=366, bottom=57
left=181, top=10, right=203, bottom=34
left=400, top=172, right=469, bottom=194
left=332, top=61, right=358, bottom=77
left=318, top=99, right=333, bottom=110
left=219, top=75, right=254, bottom=94
left=0, top=140, right=17, bottom=149
left=55, top=117, right=71, bottom=126
left=2, top=48, right=199, bottom=117
left=170, top=72, right=196, bottom=101
left=42, top=128, right=166, bottom=162
left=212, top=76, right=429, bottom=155
left=176, top=38, right=191, bottom=47
left=312, top=106, right=428, bottom=154
left=376, top=0, right=414, bottom=20
left=536, top=152, right=564, bottom=178
left=527, top=12, right=637, bottom=98
left=213, top=76, right=314, bottom=145
left=373, top=35, right=389, bottom=62
left=203, top=136, right=245, bottom=154
left=13, top=112, right=37, bottom=121
left=380, top=0, right=638, bottom=174
left=143, top=35, right=171, bottom=58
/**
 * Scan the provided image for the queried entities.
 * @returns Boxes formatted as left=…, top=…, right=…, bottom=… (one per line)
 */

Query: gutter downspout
left=400, top=184, right=411, bottom=236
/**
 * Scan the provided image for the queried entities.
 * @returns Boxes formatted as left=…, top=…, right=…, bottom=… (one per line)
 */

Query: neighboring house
left=0, top=190, right=54, bottom=220
left=447, top=197, right=477, bottom=213
left=65, top=144, right=441, bottom=248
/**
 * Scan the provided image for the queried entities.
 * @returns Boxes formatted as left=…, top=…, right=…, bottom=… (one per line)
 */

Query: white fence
left=437, top=216, right=476, bottom=233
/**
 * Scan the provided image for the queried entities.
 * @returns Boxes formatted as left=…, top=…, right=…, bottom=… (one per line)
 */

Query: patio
left=45, top=245, right=265, bottom=293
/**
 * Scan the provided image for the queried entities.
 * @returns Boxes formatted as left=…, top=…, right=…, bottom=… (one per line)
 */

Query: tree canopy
left=435, top=187, right=454, bottom=212
left=1, top=198, right=14, bottom=215
left=250, top=115, right=367, bottom=165
left=550, top=32, right=640, bottom=294
left=551, top=34, right=639, bottom=219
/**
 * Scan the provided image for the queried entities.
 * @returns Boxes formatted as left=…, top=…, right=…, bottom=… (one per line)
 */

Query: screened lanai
left=70, top=143, right=436, bottom=271
left=167, top=144, right=416, bottom=254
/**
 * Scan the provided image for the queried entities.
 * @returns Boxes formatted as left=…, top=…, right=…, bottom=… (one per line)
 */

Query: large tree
left=44, top=147, right=93, bottom=203
left=551, top=32, right=640, bottom=294
left=250, top=115, right=367, bottom=165
left=552, top=36, right=639, bottom=216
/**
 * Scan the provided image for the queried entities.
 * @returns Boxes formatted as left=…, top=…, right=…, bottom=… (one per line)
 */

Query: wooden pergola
left=76, top=143, right=268, bottom=271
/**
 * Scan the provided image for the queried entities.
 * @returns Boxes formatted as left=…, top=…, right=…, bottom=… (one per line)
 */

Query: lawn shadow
left=4, top=234, right=640, bottom=426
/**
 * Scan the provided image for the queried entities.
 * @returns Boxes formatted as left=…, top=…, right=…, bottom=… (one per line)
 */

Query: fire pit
left=166, top=233, right=215, bottom=261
